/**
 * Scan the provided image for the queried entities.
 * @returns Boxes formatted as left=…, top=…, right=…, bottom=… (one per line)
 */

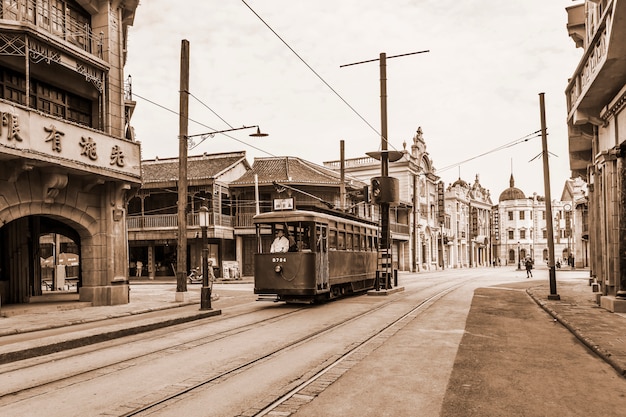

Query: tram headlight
left=274, top=265, right=282, bottom=273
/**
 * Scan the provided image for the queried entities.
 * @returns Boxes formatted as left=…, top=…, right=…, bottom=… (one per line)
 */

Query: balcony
left=0, top=0, right=103, bottom=58
left=127, top=213, right=233, bottom=231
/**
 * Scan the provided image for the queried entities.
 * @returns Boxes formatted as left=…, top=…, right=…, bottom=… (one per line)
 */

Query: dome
left=451, top=177, right=469, bottom=188
left=498, top=174, right=526, bottom=202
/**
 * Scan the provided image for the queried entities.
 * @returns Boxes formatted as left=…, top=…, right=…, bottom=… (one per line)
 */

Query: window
left=520, top=230, right=526, bottom=239
left=0, top=68, right=93, bottom=127
left=519, top=211, right=525, bottom=220
left=508, top=230, right=514, bottom=240
left=543, top=229, right=547, bottom=239
left=329, top=229, right=337, bottom=249
left=337, top=231, right=345, bottom=250
left=508, top=211, right=514, bottom=221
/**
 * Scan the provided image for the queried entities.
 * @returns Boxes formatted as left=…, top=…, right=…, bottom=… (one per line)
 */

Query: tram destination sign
left=273, top=198, right=294, bottom=211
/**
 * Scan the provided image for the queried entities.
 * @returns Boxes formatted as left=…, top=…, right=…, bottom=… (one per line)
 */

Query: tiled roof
left=230, top=156, right=364, bottom=187
left=141, top=151, right=249, bottom=184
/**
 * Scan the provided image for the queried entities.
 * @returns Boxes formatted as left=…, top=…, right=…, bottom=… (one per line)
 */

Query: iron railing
left=0, top=0, right=103, bottom=58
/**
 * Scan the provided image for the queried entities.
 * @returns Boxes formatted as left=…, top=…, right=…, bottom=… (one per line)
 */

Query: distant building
left=560, top=177, right=589, bottom=269
left=325, top=127, right=454, bottom=272
left=492, top=175, right=569, bottom=268
left=445, top=175, right=493, bottom=268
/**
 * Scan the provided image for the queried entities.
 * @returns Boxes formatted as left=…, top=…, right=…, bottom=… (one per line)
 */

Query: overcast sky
left=125, top=0, right=583, bottom=200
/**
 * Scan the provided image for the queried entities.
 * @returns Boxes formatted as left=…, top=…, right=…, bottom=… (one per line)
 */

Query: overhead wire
left=239, top=0, right=383, bottom=142
left=132, top=92, right=276, bottom=157
left=437, top=130, right=542, bottom=173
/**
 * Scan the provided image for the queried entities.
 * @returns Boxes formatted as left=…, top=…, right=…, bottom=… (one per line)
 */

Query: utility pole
left=176, top=39, right=189, bottom=300
left=341, top=50, right=428, bottom=291
left=539, top=92, right=559, bottom=300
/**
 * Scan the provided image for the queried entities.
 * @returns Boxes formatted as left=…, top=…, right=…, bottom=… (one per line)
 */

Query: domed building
left=499, top=174, right=526, bottom=202
left=492, top=174, right=569, bottom=268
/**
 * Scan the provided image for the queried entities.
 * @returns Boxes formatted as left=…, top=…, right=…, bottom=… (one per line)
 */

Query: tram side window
left=289, top=222, right=313, bottom=251
left=361, top=233, right=366, bottom=251
left=338, top=231, right=346, bottom=250
left=345, top=233, right=352, bottom=251
left=329, top=229, right=337, bottom=249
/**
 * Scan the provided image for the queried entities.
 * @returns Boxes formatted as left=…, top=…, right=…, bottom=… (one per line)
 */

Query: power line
left=132, top=92, right=276, bottom=157
left=437, top=130, right=542, bottom=173
left=189, top=92, right=234, bottom=129
left=240, top=0, right=382, bottom=140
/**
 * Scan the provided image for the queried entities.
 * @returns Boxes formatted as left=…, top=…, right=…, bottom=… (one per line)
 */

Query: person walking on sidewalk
left=525, top=257, right=533, bottom=278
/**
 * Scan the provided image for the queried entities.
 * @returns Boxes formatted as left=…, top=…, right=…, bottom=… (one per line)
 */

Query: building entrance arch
left=0, top=215, right=88, bottom=304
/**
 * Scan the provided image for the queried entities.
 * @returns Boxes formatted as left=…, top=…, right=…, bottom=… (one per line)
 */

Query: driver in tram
left=270, top=228, right=290, bottom=253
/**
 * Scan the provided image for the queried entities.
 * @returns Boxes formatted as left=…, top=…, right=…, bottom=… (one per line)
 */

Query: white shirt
left=271, top=236, right=290, bottom=253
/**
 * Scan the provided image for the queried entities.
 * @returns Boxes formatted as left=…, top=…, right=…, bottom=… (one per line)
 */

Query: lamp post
left=199, top=205, right=211, bottom=310
left=517, top=241, right=521, bottom=270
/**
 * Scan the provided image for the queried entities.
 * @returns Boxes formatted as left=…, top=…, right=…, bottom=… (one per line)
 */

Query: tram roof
left=253, top=209, right=377, bottom=227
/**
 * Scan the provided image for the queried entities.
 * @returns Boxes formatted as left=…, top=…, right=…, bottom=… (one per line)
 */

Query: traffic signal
left=371, top=176, right=399, bottom=205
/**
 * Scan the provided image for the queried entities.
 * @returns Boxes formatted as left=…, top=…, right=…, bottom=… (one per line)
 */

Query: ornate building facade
left=565, top=0, right=626, bottom=309
left=324, top=127, right=443, bottom=272
left=445, top=175, right=493, bottom=268
left=0, top=0, right=141, bottom=305
left=492, top=175, right=569, bottom=269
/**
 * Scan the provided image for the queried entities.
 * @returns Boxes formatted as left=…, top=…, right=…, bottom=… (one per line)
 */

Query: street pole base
left=200, top=286, right=212, bottom=310
left=547, top=294, right=561, bottom=300
left=175, top=291, right=190, bottom=302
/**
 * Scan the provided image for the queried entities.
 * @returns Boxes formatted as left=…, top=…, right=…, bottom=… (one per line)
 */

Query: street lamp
left=199, top=205, right=211, bottom=310
left=517, top=241, right=521, bottom=270
left=187, top=125, right=268, bottom=150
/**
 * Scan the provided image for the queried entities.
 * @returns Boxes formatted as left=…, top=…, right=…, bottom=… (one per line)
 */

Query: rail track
left=0, top=274, right=475, bottom=417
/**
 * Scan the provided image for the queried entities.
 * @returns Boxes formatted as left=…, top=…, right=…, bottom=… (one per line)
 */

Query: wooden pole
left=177, top=40, right=189, bottom=297
left=539, top=92, right=559, bottom=300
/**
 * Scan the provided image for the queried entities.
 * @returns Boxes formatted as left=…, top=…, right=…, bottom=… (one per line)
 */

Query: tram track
left=249, top=280, right=466, bottom=417
left=0, top=303, right=309, bottom=400
left=121, top=278, right=472, bottom=417
left=0, top=275, right=473, bottom=416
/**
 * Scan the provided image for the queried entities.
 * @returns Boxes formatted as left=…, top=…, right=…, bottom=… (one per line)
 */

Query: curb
left=0, top=308, right=222, bottom=365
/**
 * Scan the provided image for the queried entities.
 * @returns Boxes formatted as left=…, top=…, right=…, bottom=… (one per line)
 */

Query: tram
left=253, top=208, right=379, bottom=303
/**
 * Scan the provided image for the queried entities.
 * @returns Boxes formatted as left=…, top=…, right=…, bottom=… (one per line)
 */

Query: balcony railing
left=0, top=0, right=103, bottom=58
left=127, top=213, right=233, bottom=230
left=390, top=221, right=410, bottom=235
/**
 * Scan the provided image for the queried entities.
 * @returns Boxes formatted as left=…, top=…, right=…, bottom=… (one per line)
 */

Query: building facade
left=560, top=177, right=589, bottom=269
left=324, top=127, right=443, bottom=272
left=445, top=175, right=493, bottom=269
left=565, top=0, right=626, bottom=305
left=492, top=175, right=570, bottom=269
left=0, top=0, right=141, bottom=305
left=126, top=152, right=251, bottom=281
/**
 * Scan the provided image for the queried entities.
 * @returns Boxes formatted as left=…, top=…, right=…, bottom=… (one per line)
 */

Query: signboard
left=0, top=103, right=141, bottom=182
left=273, top=197, right=294, bottom=211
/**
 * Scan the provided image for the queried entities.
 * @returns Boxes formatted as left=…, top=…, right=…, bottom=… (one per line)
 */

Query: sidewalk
left=0, top=279, right=255, bottom=364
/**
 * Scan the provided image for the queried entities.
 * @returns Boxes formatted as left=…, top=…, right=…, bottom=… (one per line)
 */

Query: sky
left=125, top=0, right=584, bottom=201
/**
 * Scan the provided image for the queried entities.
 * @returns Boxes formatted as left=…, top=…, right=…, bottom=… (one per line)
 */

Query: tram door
left=316, top=223, right=329, bottom=290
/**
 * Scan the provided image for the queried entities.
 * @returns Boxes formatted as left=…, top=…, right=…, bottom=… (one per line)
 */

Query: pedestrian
left=136, top=260, right=143, bottom=277
left=525, top=257, right=533, bottom=278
